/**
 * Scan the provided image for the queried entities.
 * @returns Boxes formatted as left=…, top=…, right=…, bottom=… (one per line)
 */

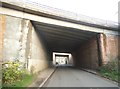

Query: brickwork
left=72, top=33, right=119, bottom=70
left=105, top=34, right=118, bottom=62
left=98, top=34, right=118, bottom=64
left=72, top=36, right=99, bottom=70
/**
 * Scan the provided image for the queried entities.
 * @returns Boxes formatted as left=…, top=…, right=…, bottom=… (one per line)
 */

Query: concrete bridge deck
left=0, top=0, right=118, bottom=31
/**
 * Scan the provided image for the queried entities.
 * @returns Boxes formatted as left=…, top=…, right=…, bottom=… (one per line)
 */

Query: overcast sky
left=29, top=0, right=119, bottom=22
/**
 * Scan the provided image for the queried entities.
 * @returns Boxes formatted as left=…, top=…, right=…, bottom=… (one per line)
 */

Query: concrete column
left=97, top=33, right=107, bottom=65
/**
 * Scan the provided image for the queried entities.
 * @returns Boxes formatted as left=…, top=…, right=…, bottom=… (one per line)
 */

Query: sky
left=29, top=0, right=119, bottom=22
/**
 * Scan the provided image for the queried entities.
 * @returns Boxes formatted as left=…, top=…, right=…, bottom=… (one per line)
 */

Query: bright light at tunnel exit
left=53, top=52, right=73, bottom=66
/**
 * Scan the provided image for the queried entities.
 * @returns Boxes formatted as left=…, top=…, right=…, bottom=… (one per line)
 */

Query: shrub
left=2, top=60, right=26, bottom=84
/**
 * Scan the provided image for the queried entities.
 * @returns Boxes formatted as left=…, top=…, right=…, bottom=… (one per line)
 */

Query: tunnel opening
left=52, top=52, right=73, bottom=67
left=32, top=21, right=101, bottom=70
left=2, top=14, right=106, bottom=75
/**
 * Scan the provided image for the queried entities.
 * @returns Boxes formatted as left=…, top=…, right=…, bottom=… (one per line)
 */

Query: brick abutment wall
left=72, top=33, right=119, bottom=70
left=105, top=34, right=118, bottom=63
left=72, top=36, right=99, bottom=70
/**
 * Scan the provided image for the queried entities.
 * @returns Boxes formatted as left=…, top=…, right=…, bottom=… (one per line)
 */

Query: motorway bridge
left=0, top=0, right=119, bottom=87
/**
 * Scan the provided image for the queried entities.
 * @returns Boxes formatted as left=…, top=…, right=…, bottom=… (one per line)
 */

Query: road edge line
left=38, top=67, right=57, bottom=88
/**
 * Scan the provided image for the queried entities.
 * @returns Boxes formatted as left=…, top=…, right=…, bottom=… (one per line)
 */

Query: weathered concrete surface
left=0, top=15, right=5, bottom=62
left=1, top=0, right=118, bottom=30
left=28, top=25, right=49, bottom=73
left=72, top=36, right=99, bottom=70
left=3, top=15, right=22, bottom=61
left=0, top=14, right=6, bottom=89
left=0, top=7, right=118, bottom=35
left=2, top=15, right=50, bottom=73
left=43, top=66, right=118, bottom=87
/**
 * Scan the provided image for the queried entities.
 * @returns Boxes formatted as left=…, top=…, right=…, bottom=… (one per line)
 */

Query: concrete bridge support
left=1, top=15, right=50, bottom=73
left=72, top=36, right=99, bottom=69
left=0, top=14, right=6, bottom=88
left=72, top=33, right=118, bottom=70
left=103, top=34, right=118, bottom=63
left=0, top=15, right=5, bottom=63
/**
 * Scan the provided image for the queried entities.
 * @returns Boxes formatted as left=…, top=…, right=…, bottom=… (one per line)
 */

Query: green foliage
left=98, top=59, right=120, bottom=81
left=2, top=60, right=26, bottom=84
left=3, top=74, right=36, bottom=88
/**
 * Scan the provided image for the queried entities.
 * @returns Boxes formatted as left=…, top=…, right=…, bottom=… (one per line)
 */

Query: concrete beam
left=1, top=0, right=118, bottom=30
left=0, top=7, right=118, bottom=35
left=38, top=30, right=89, bottom=41
left=43, top=33, right=84, bottom=41
left=34, top=24, right=94, bottom=38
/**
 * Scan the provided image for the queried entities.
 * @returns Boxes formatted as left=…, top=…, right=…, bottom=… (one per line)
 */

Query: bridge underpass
left=0, top=0, right=119, bottom=87
left=32, top=21, right=100, bottom=69
left=0, top=14, right=106, bottom=73
left=0, top=0, right=118, bottom=71
left=30, top=22, right=118, bottom=87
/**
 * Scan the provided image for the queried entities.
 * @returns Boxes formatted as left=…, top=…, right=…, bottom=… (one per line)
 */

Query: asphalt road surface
left=43, top=66, right=118, bottom=87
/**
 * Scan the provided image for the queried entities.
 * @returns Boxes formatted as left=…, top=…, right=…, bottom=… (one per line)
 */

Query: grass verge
left=98, top=68, right=119, bottom=82
left=97, top=60, right=119, bottom=82
left=2, top=74, right=36, bottom=89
